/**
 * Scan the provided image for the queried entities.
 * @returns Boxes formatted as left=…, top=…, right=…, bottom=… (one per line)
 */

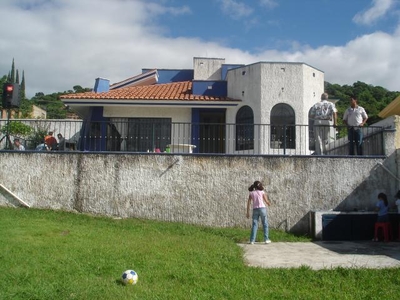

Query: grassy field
left=1, top=207, right=400, bottom=299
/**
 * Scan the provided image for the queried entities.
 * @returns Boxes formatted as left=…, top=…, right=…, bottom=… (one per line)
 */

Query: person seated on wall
left=44, top=131, right=58, bottom=150
left=13, top=138, right=25, bottom=151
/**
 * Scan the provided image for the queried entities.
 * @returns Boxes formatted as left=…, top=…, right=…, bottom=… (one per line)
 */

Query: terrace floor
left=239, top=241, right=400, bottom=270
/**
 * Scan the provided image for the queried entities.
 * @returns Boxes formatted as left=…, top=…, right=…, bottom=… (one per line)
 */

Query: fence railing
left=0, top=119, right=387, bottom=156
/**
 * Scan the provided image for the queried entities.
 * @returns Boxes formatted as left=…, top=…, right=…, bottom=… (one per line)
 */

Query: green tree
left=10, top=58, right=15, bottom=83
left=0, top=121, right=33, bottom=149
left=30, top=92, right=67, bottom=119
left=73, top=85, right=91, bottom=93
left=0, top=75, right=7, bottom=88
left=325, top=81, right=400, bottom=126
left=20, top=71, right=26, bottom=99
left=0, top=75, right=8, bottom=110
left=29, top=86, right=90, bottom=119
left=18, top=98, right=33, bottom=118
left=26, top=124, right=49, bottom=149
left=20, top=71, right=25, bottom=89
left=0, top=121, right=32, bottom=137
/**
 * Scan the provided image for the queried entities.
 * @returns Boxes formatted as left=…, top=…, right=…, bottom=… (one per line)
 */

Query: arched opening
left=270, top=104, right=295, bottom=149
left=236, top=105, right=254, bottom=151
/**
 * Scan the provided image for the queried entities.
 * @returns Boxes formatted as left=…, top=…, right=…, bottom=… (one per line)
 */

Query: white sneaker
left=265, top=239, right=272, bottom=244
left=249, top=241, right=255, bottom=245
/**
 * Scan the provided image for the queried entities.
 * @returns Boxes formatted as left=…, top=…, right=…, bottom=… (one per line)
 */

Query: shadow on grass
left=314, top=240, right=400, bottom=261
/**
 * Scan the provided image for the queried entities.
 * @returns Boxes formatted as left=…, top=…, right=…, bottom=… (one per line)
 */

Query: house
left=1, top=104, right=46, bottom=119
left=60, top=57, right=325, bottom=154
left=31, top=105, right=47, bottom=119
left=378, top=95, right=400, bottom=119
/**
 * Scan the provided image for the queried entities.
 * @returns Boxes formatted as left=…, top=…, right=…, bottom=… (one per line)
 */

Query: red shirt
left=45, top=135, right=58, bottom=149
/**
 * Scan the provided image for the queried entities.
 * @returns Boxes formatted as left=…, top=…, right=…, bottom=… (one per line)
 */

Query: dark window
left=270, top=104, right=295, bottom=149
left=236, top=106, right=254, bottom=151
left=126, top=118, right=171, bottom=152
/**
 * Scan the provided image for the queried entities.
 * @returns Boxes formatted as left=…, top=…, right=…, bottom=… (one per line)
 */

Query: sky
left=0, top=0, right=399, bottom=98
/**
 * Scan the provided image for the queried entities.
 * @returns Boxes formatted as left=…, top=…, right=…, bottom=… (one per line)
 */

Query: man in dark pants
left=342, top=96, right=368, bottom=155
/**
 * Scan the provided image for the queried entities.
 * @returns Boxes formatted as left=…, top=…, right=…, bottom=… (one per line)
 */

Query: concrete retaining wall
left=1, top=150, right=398, bottom=236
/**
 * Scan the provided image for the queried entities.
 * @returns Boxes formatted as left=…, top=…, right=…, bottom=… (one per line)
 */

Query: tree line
left=325, top=81, right=399, bottom=126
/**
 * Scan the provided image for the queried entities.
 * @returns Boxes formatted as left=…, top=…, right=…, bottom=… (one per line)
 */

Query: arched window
left=236, top=106, right=254, bottom=150
left=270, top=104, right=295, bottom=149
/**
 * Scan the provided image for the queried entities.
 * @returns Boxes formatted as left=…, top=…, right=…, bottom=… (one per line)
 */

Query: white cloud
left=353, top=0, right=395, bottom=25
left=146, top=2, right=191, bottom=16
left=217, top=0, right=253, bottom=19
left=0, top=0, right=399, bottom=100
left=0, top=0, right=193, bottom=97
left=259, top=0, right=278, bottom=10
left=274, top=30, right=400, bottom=91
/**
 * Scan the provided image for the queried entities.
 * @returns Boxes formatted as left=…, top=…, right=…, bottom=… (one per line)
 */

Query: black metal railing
left=0, top=119, right=386, bottom=156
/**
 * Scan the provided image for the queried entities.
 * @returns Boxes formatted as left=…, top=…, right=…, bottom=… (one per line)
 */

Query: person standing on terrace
left=309, top=92, right=337, bottom=155
left=343, top=96, right=368, bottom=155
left=375, top=193, right=389, bottom=223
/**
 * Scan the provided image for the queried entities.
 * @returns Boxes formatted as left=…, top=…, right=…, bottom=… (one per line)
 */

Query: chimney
left=93, top=78, right=110, bottom=93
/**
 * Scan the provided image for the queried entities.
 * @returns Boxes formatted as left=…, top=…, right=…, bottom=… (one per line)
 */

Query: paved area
left=238, top=241, right=400, bottom=270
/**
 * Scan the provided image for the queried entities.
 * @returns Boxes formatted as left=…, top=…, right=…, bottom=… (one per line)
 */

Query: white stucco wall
left=227, top=62, right=324, bottom=125
left=193, top=57, right=225, bottom=80
left=103, top=106, right=192, bottom=123
left=302, top=64, right=325, bottom=123
left=226, top=63, right=262, bottom=122
left=225, top=62, right=324, bottom=155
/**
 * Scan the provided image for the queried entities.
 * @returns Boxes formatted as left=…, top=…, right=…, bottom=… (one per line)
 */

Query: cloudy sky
left=0, top=0, right=399, bottom=98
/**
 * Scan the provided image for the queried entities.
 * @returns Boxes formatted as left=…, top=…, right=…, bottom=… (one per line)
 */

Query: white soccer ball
left=121, top=269, right=138, bottom=285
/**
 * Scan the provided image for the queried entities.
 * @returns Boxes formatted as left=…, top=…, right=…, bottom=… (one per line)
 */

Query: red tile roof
left=60, top=81, right=238, bottom=102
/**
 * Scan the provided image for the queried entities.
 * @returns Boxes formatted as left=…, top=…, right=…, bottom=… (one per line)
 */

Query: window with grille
left=236, top=106, right=254, bottom=151
left=126, top=118, right=171, bottom=152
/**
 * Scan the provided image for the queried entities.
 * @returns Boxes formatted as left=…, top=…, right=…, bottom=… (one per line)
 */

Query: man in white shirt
left=342, top=96, right=368, bottom=155
left=309, top=93, right=337, bottom=155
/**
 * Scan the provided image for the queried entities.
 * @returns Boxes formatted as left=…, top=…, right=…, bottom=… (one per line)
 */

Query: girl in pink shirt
left=246, top=181, right=271, bottom=244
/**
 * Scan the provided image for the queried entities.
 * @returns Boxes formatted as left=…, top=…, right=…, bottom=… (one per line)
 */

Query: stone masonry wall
left=1, top=151, right=398, bottom=236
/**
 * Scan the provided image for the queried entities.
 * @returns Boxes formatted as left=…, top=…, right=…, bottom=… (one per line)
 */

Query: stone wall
left=1, top=150, right=398, bottom=236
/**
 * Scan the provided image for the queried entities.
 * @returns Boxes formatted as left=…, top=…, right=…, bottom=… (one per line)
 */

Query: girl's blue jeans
left=250, top=207, right=269, bottom=242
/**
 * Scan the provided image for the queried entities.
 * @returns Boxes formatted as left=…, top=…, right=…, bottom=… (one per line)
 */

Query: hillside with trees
left=325, top=81, right=399, bottom=126
left=29, top=85, right=91, bottom=119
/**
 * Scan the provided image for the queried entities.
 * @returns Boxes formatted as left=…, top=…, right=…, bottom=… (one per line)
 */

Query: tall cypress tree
left=16, top=69, right=20, bottom=84
left=21, top=71, right=26, bottom=97
left=10, top=58, right=15, bottom=83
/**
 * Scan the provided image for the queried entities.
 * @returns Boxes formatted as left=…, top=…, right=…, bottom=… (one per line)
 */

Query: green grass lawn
left=1, top=207, right=400, bottom=299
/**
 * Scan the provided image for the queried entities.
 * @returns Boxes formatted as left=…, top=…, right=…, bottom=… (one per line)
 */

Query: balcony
left=0, top=119, right=388, bottom=156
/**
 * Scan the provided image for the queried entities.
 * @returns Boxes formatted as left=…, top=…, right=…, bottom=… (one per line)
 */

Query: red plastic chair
left=374, top=222, right=392, bottom=242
